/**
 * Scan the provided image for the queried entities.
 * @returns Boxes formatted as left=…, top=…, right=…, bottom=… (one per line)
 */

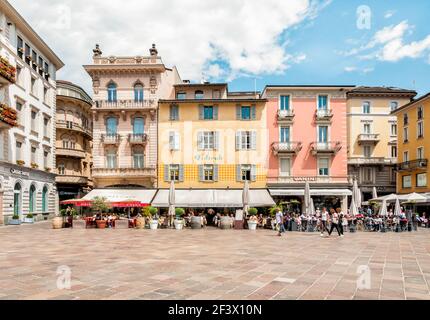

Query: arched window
left=42, top=186, right=48, bottom=212
left=134, top=83, right=144, bottom=102
left=29, top=184, right=36, bottom=213
left=14, top=183, right=22, bottom=217
left=133, top=147, right=144, bottom=168
left=107, top=82, right=117, bottom=102
left=106, top=117, right=117, bottom=135
left=106, top=148, right=117, bottom=168
left=133, top=117, right=144, bottom=135
left=195, top=90, right=204, bottom=99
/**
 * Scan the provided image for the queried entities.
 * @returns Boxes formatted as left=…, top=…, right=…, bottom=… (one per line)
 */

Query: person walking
left=275, top=209, right=285, bottom=236
left=328, top=209, right=342, bottom=237
left=337, top=208, right=345, bottom=236
left=320, top=207, right=330, bottom=237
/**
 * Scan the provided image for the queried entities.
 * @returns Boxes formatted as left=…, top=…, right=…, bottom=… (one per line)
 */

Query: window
left=417, top=147, right=424, bottom=160
left=195, top=90, right=204, bottom=99
left=279, top=158, right=291, bottom=177
left=403, top=151, right=409, bottom=162
left=237, top=105, right=256, bottom=120
left=31, top=50, right=37, bottom=70
left=241, top=106, right=251, bottom=120
left=31, top=146, right=37, bottom=163
left=38, top=57, right=44, bottom=76
left=17, top=36, right=23, bottom=58
left=418, top=121, right=424, bottom=138
left=169, top=104, right=179, bottom=121
left=106, top=117, right=117, bottom=135
left=176, top=92, right=186, bottom=100
left=318, top=126, right=328, bottom=143
left=198, top=131, right=218, bottom=150
left=62, top=138, right=69, bottom=149
left=44, top=62, right=49, bottom=80
left=106, top=149, right=117, bottom=168
left=362, top=167, right=373, bottom=183
left=31, top=110, right=37, bottom=131
left=390, top=101, right=398, bottom=111
left=417, top=173, right=427, bottom=187
left=418, top=106, right=423, bottom=120
left=43, top=117, right=49, bottom=137
left=107, top=82, right=117, bottom=102
left=16, top=141, right=22, bottom=162
left=31, top=77, right=37, bottom=96
left=363, top=145, right=372, bottom=158
left=58, top=164, right=65, bottom=175
left=168, top=164, right=180, bottom=181
left=43, top=87, right=48, bottom=103
left=203, top=106, right=213, bottom=120
left=280, top=95, right=290, bottom=110
left=363, top=123, right=371, bottom=134
left=44, top=150, right=49, bottom=168
left=25, top=44, right=30, bottom=64
left=134, top=83, right=144, bottom=102
left=391, top=123, right=397, bottom=136
left=16, top=101, right=23, bottom=125
left=202, top=164, right=214, bottom=182
left=391, top=168, right=397, bottom=183
left=29, top=185, right=36, bottom=213
left=318, top=95, right=328, bottom=110
left=16, top=66, right=22, bottom=86
left=133, top=117, right=144, bottom=135
left=236, top=131, right=256, bottom=150
left=318, top=158, right=329, bottom=176
left=402, top=175, right=412, bottom=188
left=391, top=146, right=397, bottom=158
left=42, top=186, right=48, bottom=212
left=169, top=131, right=180, bottom=150
left=362, top=101, right=370, bottom=114
left=13, top=183, right=22, bottom=217
left=403, top=127, right=409, bottom=142
left=133, top=148, right=144, bottom=168
left=403, top=113, right=408, bottom=125
left=280, top=127, right=290, bottom=143
left=241, top=165, right=252, bottom=181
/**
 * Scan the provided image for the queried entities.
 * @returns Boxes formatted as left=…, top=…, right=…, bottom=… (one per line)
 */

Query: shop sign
left=10, top=168, right=30, bottom=177
left=293, top=177, right=317, bottom=182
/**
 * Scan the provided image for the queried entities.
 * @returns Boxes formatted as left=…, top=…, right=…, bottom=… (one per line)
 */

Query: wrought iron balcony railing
left=397, top=159, right=428, bottom=171
left=128, top=133, right=148, bottom=145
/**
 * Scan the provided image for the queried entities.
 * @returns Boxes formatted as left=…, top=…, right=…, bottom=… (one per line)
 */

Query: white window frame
left=317, top=157, right=329, bottom=176
left=417, top=121, right=424, bottom=138
left=416, top=173, right=427, bottom=188
left=169, top=164, right=180, bottom=181
left=390, top=123, right=397, bottom=136
left=279, top=93, right=292, bottom=111
left=403, top=151, right=409, bottom=162
left=417, top=147, right=424, bottom=160
left=402, top=175, right=412, bottom=188
left=362, top=101, right=371, bottom=114
left=390, top=101, right=399, bottom=111
left=279, top=157, right=291, bottom=177
left=403, top=127, right=409, bottom=142
left=203, top=164, right=214, bottom=181
left=363, top=145, right=372, bottom=158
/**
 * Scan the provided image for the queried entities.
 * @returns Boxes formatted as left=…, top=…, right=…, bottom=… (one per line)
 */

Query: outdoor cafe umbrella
left=168, top=180, right=176, bottom=226
left=304, top=180, right=311, bottom=215
left=397, top=192, right=427, bottom=203
left=394, top=198, right=401, bottom=216
left=349, top=197, right=359, bottom=217
left=242, top=179, right=250, bottom=217
left=353, top=178, right=362, bottom=208
left=372, top=187, right=378, bottom=200
left=378, top=199, right=388, bottom=216
left=309, top=197, right=316, bottom=216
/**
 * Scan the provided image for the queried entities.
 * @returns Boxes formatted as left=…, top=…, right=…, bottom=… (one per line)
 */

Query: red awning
left=60, top=199, right=93, bottom=207
left=60, top=199, right=149, bottom=208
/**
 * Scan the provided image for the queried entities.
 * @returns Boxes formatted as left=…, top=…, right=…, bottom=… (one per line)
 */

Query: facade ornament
left=108, top=56, right=116, bottom=64
left=149, top=43, right=158, bottom=56
left=149, top=109, right=156, bottom=121
left=93, top=44, right=102, bottom=57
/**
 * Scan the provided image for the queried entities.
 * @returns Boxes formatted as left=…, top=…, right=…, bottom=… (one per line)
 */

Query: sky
left=9, top=0, right=430, bottom=96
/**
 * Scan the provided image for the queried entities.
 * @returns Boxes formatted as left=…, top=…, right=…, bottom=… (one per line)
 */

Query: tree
left=91, top=196, right=110, bottom=214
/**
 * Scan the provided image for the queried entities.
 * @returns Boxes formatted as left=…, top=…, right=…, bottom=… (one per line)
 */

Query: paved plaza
left=0, top=222, right=430, bottom=300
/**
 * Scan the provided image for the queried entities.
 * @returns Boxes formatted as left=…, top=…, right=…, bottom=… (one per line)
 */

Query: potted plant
left=24, top=213, right=34, bottom=224
left=148, top=206, right=159, bottom=230
left=174, top=208, right=185, bottom=230
left=8, top=213, right=21, bottom=225
left=31, top=162, right=39, bottom=169
left=137, top=207, right=150, bottom=229
left=52, top=210, right=63, bottom=229
left=16, top=160, right=25, bottom=166
left=91, top=196, right=110, bottom=229
left=247, top=207, right=258, bottom=230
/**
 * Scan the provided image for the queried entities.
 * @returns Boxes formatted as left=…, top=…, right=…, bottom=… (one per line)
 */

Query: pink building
left=262, top=85, right=354, bottom=212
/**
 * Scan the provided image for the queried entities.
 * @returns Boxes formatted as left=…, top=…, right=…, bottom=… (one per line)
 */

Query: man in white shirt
left=320, top=207, right=330, bottom=237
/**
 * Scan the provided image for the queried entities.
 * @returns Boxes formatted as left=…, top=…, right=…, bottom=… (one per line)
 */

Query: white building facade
left=0, top=0, right=64, bottom=224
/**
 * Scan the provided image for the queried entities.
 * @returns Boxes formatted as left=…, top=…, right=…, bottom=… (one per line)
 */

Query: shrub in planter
left=16, top=160, right=25, bottom=166
left=148, top=206, right=159, bottom=230
left=24, top=213, right=34, bottom=223
left=247, top=208, right=258, bottom=230
left=174, top=208, right=185, bottom=230
left=31, top=162, right=39, bottom=169
left=9, top=213, right=21, bottom=225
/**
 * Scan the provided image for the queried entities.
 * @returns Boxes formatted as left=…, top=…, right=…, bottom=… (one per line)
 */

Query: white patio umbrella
left=372, top=187, right=378, bottom=200
left=349, top=197, right=359, bottom=217
left=242, top=179, right=250, bottom=217
left=352, top=178, right=362, bottom=208
left=168, top=180, right=176, bottom=227
left=370, top=193, right=398, bottom=202
left=378, top=199, right=388, bottom=216
left=394, top=198, right=401, bottom=216
left=397, top=192, right=427, bottom=203
left=304, top=180, right=311, bottom=215
left=309, top=197, right=316, bottom=216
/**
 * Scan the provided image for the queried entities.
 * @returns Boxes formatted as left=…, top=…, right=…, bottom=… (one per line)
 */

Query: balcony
left=94, top=99, right=156, bottom=111
left=0, top=103, right=18, bottom=128
left=57, top=120, right=93, bottom=139
left=56, top=148, right=86, bottom=159
left=92, top=167, right=156, bottom=178
left=0, top=57, right=16, bottom=85
left=101, top=134, right=120, bottom=145
left=277, top=109, right=295, bottom=123
left=349, top=157, right=395, bottom=166
left=397, top=159, right=428, bottom=172
left=310, top=141, right=342, bottom=155
left=128, top=133, right=148, bottom=145
left=315, top=109, right=333, bottom=123
left=56, top=175, right=90, bottom=185
left=271, top=141, right=302, bottom=155
left=357, top=133, right=380, bottom=145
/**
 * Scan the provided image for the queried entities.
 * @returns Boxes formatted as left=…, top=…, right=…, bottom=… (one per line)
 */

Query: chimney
left=149, top=44, right=158, bottom=56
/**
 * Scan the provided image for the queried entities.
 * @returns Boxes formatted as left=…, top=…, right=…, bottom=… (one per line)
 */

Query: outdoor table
left=128, top=218, right=137, bottom=228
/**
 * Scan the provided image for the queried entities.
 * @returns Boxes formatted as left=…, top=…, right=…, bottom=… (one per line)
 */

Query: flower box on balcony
left=0, top=103, right=18, bottom=127
left=31, top=162, right=39, bottom=169
left=16, top=160, right=25, bottom=166
left=0, top=57, right=16, bottom=84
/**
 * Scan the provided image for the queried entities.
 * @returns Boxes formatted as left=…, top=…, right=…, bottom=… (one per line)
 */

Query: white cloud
left=343, top=66, right=374, bottom=74
left=384, top=10, right=395, bottom=19
left=344, top=66, right=357, bottom=72
left=9, top=0, right=328, bottom=93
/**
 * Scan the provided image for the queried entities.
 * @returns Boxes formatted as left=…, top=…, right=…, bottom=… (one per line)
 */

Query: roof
left=348, top=86, right=417, bottom=97
left=391, top=92, right=430, bottom=114
left=57, top=80, right=93, bottom=105
left=159, top=98, right=267, bottom=104
left=174, top=83, right=227, bottom=87
left=1, top=0, right=64, bottom=69
left=262, top=85, right=355, bottom=96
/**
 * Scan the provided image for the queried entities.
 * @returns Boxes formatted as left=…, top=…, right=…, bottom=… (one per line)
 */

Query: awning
left=80, top=189, right=157, bottom=207
left=151, top=189, right=275, bottom=208
left=269, top=189, right=352, bottom=196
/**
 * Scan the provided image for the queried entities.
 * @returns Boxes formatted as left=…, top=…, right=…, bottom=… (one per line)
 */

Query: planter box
left=115, top=219, right=129, bottom=229
left=149, top=220, right=159, bottom=230
left=248, top=220, right=258, bottom=230
left=174, top=219, right=184, bottom=230
left=23, top=218, right=34, bottom=224
left=73, top=219, right=86, bottom=229
left=8, top=219, right=21, bottom=225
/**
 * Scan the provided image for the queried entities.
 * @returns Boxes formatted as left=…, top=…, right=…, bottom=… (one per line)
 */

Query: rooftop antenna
left=254, top=78, right=257, bottom=97
left=412, top=80, right=416, bottom=90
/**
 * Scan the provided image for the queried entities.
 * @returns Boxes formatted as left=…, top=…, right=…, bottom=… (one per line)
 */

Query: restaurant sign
left=10, top=168, right=30, bottom=177
left=292, top=177, right=317, bottom=182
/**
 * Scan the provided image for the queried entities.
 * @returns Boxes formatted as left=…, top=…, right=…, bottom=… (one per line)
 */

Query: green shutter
left=251, top=165, right=257, bottom=181
left=213, top=165, right=219, bottom=182
left=198, top=165, right=204, bottom=182
left=236, top=164, right=241, bottom=182
left=179, top=165, right=184, bottom=182
left=236, top=104, right=241, bottom=120
left=164, top=165, right=169, bottom=182
left=213, top=105, right=219, bottom=120
left=199, top=105, right=204, bottom=120
left=251, top=105, right=256, bottom=120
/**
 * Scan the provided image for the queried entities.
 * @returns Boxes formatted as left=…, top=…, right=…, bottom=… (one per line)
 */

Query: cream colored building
left=347, top=87, right=416, bottom=200
left=84, top=44, right=180, bottom=189
left=0, top=0, right=64, bottom=224
left=56, top=80, right=93, bottom=202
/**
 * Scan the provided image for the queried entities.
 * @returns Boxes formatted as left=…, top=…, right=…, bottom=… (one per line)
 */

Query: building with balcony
left=347, top=86, right=417, bottom=200
left=56, top=80, right=93, bottom=201
left=392, top=92, right=430, bottom=194
left=84, top=44, right=181, bottom=189
left=262, top=85, right=354, bottom=212
left=0, top=0, right=64, bottom=224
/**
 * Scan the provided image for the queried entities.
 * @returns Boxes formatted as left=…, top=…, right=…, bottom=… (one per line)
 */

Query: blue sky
left=10, top=0, right=430, bottom=96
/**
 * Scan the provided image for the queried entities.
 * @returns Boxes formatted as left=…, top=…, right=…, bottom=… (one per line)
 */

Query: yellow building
left=347, top=87, right=416, bottom=200
left=393, top=92, right=430, bottom=194
left=158, top=83, right=268, bottom=189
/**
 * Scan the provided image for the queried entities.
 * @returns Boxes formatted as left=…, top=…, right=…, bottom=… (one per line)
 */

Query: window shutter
left=175, top=132, right=180, bottom=150
left=235, top=131, right=241, bottom=151
left=251, top=105, right=256, bottom=120
left=169, top=131, right=175, bottom=150
left=251, top=165, right=257, bottom=181
left=214, top=131, right=219, bottom=150
left=199, top=105, right=204, bottom=120
left=236, top=164, right=241, bottom=182
left=236, top=104, right=241, bottom=120
left=179, top=165, right=184, bottom=182
left=213, top=105, right=219, bottom=120
left=198, top=165, right=204, bottom=182
left=251, top=131, right=257, bottom=150
left=197, top=132, right=203, bottom=150
left=213, top=165, right=219, bottom=182
left=164, top=165, right=169, bottom=182
left=169, top=105, right=174, bottom=120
